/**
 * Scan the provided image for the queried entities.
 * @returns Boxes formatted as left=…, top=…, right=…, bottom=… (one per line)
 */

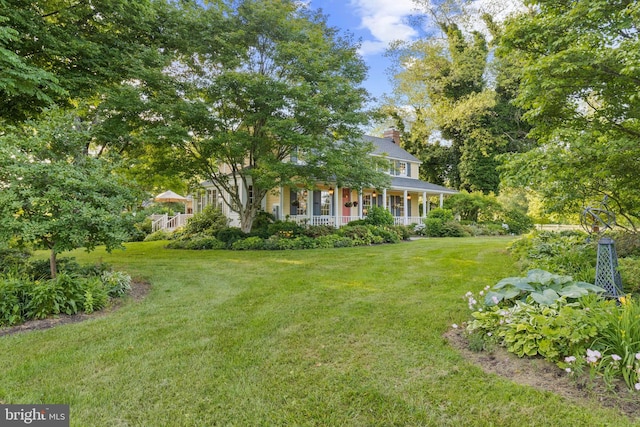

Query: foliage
left=101, top=271, right=132, bottom=298
left=180, top=205, right=229, bottom=238
left=266, top=221, right=306, bottom=239
left=508, top=231, right=596, bottom=282
left=144, top=230, right=174, bottom=242
left=136, top=0, right=388, bottom=233
left=501, top=208, right=534, bottom=235
left=444, top=191, right=501, bottom=222
left=363, top=206, right=395, bottom=227
left=591, top=295, right=640, bottom=390
left=618, top=258, right=640, bottom=295
left=423, top=208, right=468, bottom=237
left=468, top=298, right=605, bottom=360
left=427, top=208, right=454, bottom=222
left=0, top=266, right=130, bottom=326
left=499, top=0, right=640, bottom=230
left=483, top=269, right=604, bottom=307
left=166, top=235, right=226, bottom=250
left=0, top=109, right=139, bottom=277
left=383, top=8, right=533, bottom=193
left=215, top=228, right=249, bottom=247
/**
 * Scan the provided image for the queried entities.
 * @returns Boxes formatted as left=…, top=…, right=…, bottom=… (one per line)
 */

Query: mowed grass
left=0, top=238, right=634, bottom=426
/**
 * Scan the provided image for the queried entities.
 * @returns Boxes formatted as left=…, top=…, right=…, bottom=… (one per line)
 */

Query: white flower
left=612, top=354, right=622, bottom=361
left=565, top=368, right=572, bottom=373
left=487, top=332, right=492, bottom=337
left=564, top=356, right=576, bottom=363
left=635, top=383, right=640, bottom=391
left=635, top=353, right=640, bottom=360
left=492, top=296, right=500, bottom=305
left=452, top=324, right=459, bottom=329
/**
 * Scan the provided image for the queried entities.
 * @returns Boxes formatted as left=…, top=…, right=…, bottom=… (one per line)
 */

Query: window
left=320, top=191, right=332, bottom=215
left=389, top=160, right=407, bottom=177
left=388, top=195, right=404, bottom=217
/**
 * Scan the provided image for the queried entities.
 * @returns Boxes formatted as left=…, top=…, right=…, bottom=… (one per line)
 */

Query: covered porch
left=275, top=180, right=456, bottom=228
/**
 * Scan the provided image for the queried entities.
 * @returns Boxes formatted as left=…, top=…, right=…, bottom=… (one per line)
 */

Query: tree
left=383, top=4, right=533, bottom=194
left=499, top=0, right=640, bottom=230
left=0, top=110, right=138, bottom=277
left=142, top=0, right=388, bottom=232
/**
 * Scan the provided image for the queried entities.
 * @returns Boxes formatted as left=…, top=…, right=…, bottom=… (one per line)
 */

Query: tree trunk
left=49, top=248, right=57, bottom=279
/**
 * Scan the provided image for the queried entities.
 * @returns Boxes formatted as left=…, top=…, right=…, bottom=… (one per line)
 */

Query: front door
left=342, top=188, right=351, bottom=217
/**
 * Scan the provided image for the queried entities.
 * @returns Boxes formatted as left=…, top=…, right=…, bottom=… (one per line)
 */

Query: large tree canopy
left=134, top=0, right=388, bottom=232
left=383, top=5, right=532, bottom=194
left=499, top=0, right=640, bottom=230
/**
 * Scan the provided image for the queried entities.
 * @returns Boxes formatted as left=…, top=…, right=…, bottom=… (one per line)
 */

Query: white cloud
left=350, top=0, right=419, bottom=55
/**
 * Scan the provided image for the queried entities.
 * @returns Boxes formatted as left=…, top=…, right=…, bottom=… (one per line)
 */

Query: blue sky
left=307, top=0, right=525, bottom=102
left=308, top=0, right=421, bottom=101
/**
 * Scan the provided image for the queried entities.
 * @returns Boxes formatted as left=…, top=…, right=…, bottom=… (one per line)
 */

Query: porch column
left=383, top=188, right=387, bottom=210
left=439, top=193, right=444, bottom=208
left=279, top=186, right=284, bottom=220
left=307, top=191, right=313, bottom=224
left=358, top=191, right=363, bottom=219
left=334, top=186, right=340, bottom=227
left=422, top=192, right=427, bottom=219
left=403, top=190, right=408, bottom=224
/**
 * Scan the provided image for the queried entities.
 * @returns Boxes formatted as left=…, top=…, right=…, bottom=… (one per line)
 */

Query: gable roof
left=363, top=135, right=421, bottom=163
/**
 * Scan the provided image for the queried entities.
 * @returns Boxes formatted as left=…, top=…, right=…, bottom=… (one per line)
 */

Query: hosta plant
left=484, top=269, right=604, bottom=306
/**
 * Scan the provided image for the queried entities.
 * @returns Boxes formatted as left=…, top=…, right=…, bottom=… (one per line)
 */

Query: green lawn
left=0, top=238, right=634, bottom=426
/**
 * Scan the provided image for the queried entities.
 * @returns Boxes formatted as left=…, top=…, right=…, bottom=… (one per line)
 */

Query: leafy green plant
left=101, top=271, right=132, bottom=297
left=180, top=205, right=230, bottom=237
left=0, top=275, right=28, bottom=326
left=484, top=269, right=604, bottom=306
left=25, top=279, right=66, bottom=320
left=363, top=206, right=394, bottom=226
left=231, top=236, right=266, bottom=250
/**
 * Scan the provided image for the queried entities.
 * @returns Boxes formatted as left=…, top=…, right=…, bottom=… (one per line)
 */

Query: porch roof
left=388, top=176, right=457, bottom=194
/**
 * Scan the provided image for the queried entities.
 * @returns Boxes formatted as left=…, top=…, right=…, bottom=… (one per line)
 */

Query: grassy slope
left=0, top=238, right=633, bottom=426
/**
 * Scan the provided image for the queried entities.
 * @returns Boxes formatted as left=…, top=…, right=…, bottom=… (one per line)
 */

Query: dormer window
left=389, top=160, right=407, bottom=177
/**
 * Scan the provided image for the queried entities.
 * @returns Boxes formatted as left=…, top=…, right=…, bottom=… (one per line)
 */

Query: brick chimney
left=383, top=128, right=401, bottom=144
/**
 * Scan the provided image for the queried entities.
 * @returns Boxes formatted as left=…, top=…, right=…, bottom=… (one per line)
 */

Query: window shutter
left=290, top=189, right=298, bottom=216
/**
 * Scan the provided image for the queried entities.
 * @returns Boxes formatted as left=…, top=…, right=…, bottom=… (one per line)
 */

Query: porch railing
left=151, top=213, right=193, bottom=232
left=288, top=215, right=425, bottom=228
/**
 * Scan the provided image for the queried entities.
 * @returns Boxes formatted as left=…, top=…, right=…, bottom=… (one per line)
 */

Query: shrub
left=82, top=277, right=109, bottom=314
left=369, top=226, right=401, bottom=244
left=0, top=275, right=28, bottom=326
left=182, top=205, right=229, bottom=237
left=508, top=231, right=596, bottom=281
left=501, top=209, right=534, bottom=235
left=610, top=231, right=640, bottom=258
left=303, top=225, right=336, bottom=238
left=427, top=208, right=454, bottom=222
left=363, top=206, right=394, bottom=227
left=266, top=221, right=305, bottom=238
left=441, top=221, right=469, bottom=237
left=25, top=279, right=66, bottom=319
left=144, top=230, right=173, bottom=242
left=166, top=236, right=225, bottom=250
left=424, top=218, right=444, bottom=237
left=0, top=248, right=31, bottom=274
left=215, top=227, right=247, bottom=246
left=618, top=257, right=640, bottom=294
left=232, top=237, right=266, bottom=250
left=339, top=225, right=374, bottom=245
